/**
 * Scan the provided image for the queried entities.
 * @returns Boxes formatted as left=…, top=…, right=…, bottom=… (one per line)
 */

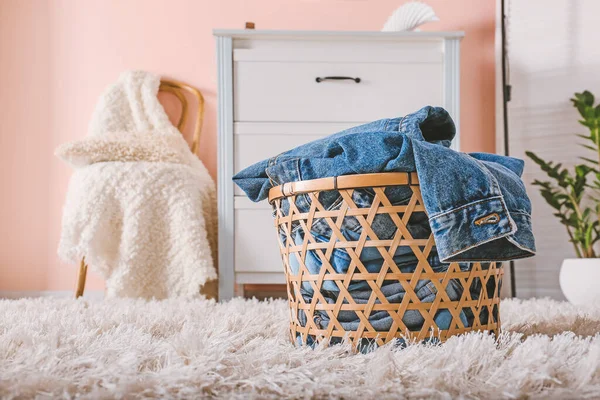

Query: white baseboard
left=0, top=290, right=105, bottom=301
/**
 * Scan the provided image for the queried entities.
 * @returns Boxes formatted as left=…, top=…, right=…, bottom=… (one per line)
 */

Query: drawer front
left=234, top=134, right=323, bottom=196
left=234, top=134, right=324, bottom=174
left=234, top=207, right=283, bottom=273
left=234, top=61, right=443, bottom=122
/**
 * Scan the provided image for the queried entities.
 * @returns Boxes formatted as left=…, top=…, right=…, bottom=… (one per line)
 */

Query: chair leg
left=75, top=258, right=88, bottom=298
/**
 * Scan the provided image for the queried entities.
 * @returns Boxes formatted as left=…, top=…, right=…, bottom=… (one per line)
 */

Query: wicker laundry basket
left=268, top=172, right=503, bottom=349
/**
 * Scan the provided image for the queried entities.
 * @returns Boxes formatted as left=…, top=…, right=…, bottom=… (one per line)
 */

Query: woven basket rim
left=268, top=172, right=420, bottom=202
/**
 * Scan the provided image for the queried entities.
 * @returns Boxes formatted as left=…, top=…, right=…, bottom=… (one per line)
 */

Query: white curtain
left=507, top=0, right=600, bottom=298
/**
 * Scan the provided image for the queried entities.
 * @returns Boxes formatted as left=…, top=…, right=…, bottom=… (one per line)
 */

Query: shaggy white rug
left=0, top=297, right=599, bottom=399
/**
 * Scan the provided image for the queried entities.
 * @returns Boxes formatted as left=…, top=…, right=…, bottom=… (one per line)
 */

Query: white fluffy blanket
left=0, top=297, right=598, bottom=399
left=56, top=71, right=217, bottom=299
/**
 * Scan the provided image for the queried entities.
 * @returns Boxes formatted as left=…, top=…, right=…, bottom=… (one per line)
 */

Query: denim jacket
left=233, top=106, right=536, bottom=262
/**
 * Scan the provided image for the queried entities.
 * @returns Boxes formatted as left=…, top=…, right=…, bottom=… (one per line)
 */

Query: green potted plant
left=526, top=90, right=600, bottom=304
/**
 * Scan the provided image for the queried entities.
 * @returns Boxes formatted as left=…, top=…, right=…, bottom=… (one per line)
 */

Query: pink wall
left=0, top=0, right=495, bottom=292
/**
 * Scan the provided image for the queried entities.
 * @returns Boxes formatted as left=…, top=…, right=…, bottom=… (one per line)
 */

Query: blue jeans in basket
left=235, top=106, right=535, bottom=263
left=289, top=227, right=469, bottom=347
left=280, top=188, right=469, bottom=349
left=296, top=275, right=468, bottom=332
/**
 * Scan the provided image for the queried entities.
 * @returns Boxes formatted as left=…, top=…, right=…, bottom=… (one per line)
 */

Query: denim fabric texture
left=233, top=106, right=536, bottom=262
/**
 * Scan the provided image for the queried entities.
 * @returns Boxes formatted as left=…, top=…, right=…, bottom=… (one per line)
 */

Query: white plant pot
left=559, top=258, right=600, bottom=304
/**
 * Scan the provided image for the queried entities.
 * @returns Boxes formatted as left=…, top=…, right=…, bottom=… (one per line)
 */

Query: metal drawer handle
left=315, top=76, right=361, bottom=83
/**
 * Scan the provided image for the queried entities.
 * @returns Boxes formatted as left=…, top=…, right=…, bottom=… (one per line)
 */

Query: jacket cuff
left=428, top=196, right=518, bottom=262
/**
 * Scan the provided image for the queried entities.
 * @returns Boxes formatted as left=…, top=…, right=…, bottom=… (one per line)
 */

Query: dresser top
left=213, top=29, right=464, bottom=40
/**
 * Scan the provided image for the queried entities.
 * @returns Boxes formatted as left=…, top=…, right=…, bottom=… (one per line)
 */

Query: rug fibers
left=0, top=297, right=599, bottom=399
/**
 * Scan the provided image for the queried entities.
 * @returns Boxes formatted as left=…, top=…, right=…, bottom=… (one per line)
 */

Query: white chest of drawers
left=215, top=30, right=463, bottom=300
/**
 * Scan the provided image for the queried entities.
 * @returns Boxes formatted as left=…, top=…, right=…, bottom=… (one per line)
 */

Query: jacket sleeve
left=412, top=140, right=535, bottom=262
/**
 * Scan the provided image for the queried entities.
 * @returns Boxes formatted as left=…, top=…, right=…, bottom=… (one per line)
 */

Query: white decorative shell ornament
left=382, top=1, right=439, bottom=32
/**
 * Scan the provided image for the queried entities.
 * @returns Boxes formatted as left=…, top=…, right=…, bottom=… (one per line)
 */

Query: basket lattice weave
left=268, top=172, right=503, bottom=349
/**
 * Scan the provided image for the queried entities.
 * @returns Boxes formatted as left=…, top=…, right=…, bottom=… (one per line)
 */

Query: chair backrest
left=159, top=79, right=205, bottom=155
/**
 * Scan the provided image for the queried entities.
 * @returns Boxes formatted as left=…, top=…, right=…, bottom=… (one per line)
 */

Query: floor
left=0, top=296, right=598, bottom=399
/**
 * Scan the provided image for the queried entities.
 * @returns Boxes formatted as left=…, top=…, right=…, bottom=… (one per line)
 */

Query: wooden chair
left=75, top=78, right=205, bottom=298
